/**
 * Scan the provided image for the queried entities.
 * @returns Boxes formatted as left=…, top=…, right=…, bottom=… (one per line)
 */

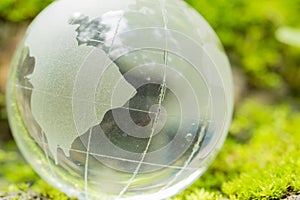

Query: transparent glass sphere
left=6, top=0, right=234, bottom=199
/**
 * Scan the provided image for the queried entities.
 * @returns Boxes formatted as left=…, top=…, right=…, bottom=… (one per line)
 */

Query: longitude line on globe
left=116, top=0, right=169, bottom=198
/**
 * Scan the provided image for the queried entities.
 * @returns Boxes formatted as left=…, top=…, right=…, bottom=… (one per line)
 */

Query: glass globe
left=6, top=0, right=234, bottom=199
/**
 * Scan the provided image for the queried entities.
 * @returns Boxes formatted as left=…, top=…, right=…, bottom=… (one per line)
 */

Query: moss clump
left=186, top=0, right=300, bottom=94
left=0, top=142, right=74, bottom=200
left=172, top=188, right=223, bottom=200
left=3, top=99, right=299, bottom=199
left=31, top=180, right=77, bottom=200
left=171, top=99, right=300, bottom=199
left=0, top=0, right=54, bottom=22
left=220, top=101, right=300, bottom=199
left=0, top=144, right=37, bottom=184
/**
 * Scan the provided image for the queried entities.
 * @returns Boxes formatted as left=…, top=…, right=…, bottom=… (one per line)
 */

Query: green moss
left=1, top=0, right=300, bottom=199
left=0, top=142, right=73, bottom=199
left=222, top=158, right=300, bottom=199
left=172, top=188, right=223, bottom=200
left=32, top=180, right=77, bottom=200
left=2, top=97, right=300, bottom=199
left=220, top=101, right=300, bottom=199
left=171, top=99, right=300, bottom=199
left=186, top=0, right=300, bottom=92
left=0, top=0, right=54, bottom=22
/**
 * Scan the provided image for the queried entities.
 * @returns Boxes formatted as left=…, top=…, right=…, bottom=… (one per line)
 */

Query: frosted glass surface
left=6, top=0, right=234, bottom=199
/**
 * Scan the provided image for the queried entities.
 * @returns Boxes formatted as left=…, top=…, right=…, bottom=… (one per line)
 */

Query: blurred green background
left=0, top=0, right=300, bottom=199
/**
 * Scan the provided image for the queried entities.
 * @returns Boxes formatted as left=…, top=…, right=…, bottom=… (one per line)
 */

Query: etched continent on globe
left=29, top=43, right=137, bottom=162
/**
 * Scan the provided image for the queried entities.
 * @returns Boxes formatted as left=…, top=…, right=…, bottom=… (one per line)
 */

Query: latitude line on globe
left=36, top=140, right=200, bottom=170
left=14, top=84, right=158, bottom=115
left=15, top=83, right=212, bottom=122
